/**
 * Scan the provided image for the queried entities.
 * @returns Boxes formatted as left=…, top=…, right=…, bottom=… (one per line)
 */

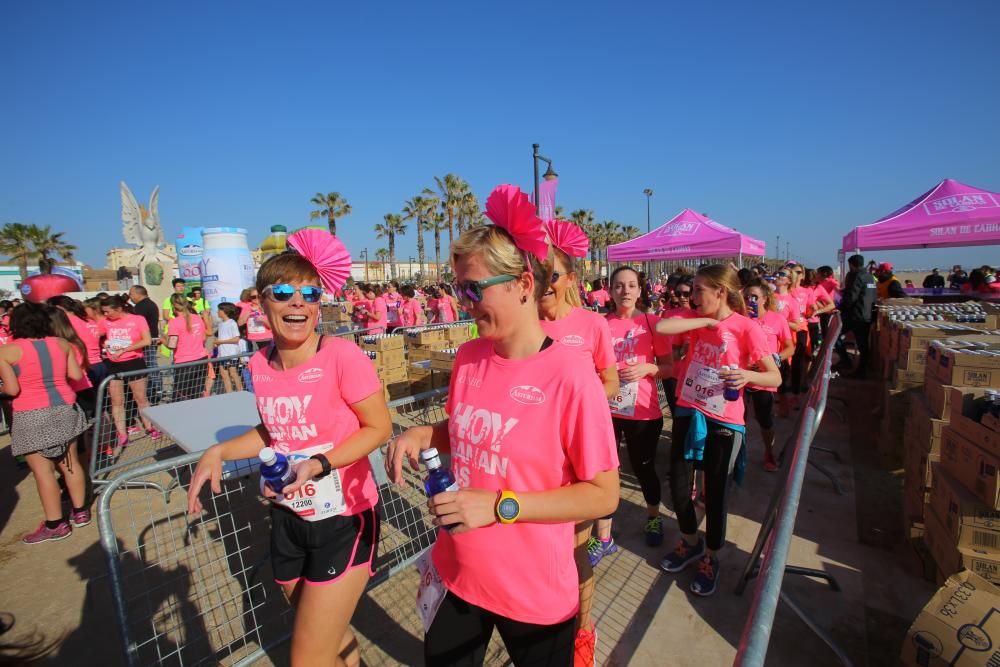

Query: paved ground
left=0, top=374, right=936, bottom=666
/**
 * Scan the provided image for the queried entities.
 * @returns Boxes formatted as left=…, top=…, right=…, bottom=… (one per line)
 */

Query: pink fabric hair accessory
left=286, top=228, right=352, bottom=292
left=484, top=184, right=549, bottom=262
left=545, top=220, right=589, bottom=258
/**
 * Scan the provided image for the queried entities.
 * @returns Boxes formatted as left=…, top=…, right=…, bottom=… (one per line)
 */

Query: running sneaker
left=586, top=536, right=618, bottom=567
left=690, top=555, right=720, bottom=596
left=763, top=452, right=779, bottom=473
left=22, top=521, right=71, bottom=545
left=644, top=516, right=664, bottom=546
left=660, top=538, right=705, bottom=573
left=117, top=434, right=129, bottom=449
left=70, top=508, right=92, bottom=528
left=127, top=425, right=141, bottom=435
left=147, top=429, right=163, bottom=439
left=573, top=624, right=597, bottom=667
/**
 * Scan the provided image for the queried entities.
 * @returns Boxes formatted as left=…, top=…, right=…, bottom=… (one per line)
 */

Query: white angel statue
left=121, top=181, right=172, bottom=283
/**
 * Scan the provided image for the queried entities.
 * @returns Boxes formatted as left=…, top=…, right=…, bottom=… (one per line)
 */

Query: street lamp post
left=362, top=248, right=369, bottom=282
left=776, top=235, right=780, bottom=264
left=643, top=188, right=653, bottom=234
left=532, top=143, right=558, bottom=215
left=786, top=241, right=790, bottom=262
left=409, top=256, right=414, bottom=281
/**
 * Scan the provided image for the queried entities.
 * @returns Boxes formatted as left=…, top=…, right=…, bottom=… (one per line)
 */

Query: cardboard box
left=924, top=377, right=956, bottom=421
left=382, top=379, right=410, bottom=401
left=941, top=425, right=1000, bottom=510
left=909, top=393, right=947, bottom=454
left=935, top=345, right=1000, bottom=387
left=409, top=378, right=433, bottom=394
left=950, top=388, right=1000, bottom=457
left=903, top=475, right=930, bottom=523
left=432, top=370, right=451, bottom=388
left=924, top=508, right=1000, bottom=585
left=369, top=347, right=405, bottom=369
left=906, top=441, right=939, bottom=490
left=362, top=335, right=405, bottom=352
left=406, top=328, right=446, bottom=345
left=901, top=571, right=1000, bottom=667
left=445, top=325, right=472, bottom=345
left=930, top=464, right=1000, bottom=551
left=407, top=343, right=450, bottom=362
left=377, top=365, right=408, bottom=384
left=408, top=365, right=432, bottom=381
left=893, top=366, right=925, bottom=388
left=897, top=346, right=928, bottom=370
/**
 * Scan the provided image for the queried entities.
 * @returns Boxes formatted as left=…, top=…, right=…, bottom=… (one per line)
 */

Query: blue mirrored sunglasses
left=264, top=284, right=323, bottom=303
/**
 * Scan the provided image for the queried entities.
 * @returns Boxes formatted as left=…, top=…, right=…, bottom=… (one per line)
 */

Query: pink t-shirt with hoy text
left=433, top=338, right=618, bottom=625
left=98, top=314, right=149, bottom=362
left=249, top=337, right=382, bottom=515
left=605, top=312, right=671, bottom=421
left=750, top=310, right=791, bottom=393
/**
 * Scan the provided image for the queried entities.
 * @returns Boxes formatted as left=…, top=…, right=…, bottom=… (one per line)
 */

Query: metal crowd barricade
left=98, top=389, right=447, bottom=667
left=90, top=352, right=256, bottom=496
left=733, top=313, right=852, bottom=667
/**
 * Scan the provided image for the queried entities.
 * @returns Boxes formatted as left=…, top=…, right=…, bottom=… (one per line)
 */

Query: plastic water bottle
left=748, top=297, right=759, bottom=319
left=420, top=448, right=459, bottom=496
left=722, top=365, right=741, bottom=401
left=259, top=447, right=296, bottom=494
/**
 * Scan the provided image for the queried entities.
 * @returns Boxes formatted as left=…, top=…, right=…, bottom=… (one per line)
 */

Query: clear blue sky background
left=2, top=1, right=998, bottom=272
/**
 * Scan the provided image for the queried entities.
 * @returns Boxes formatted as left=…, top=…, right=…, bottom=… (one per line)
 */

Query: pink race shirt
left=606, top=312, right=671, bottom=421
left=789, top=287, right=813, bottom=322
left=806, top=285, right=831, bottom=323
left=241, top=304, right=272, bottom=343
left=674, top=311, right=771, bottom=424
left=587, top=289, right=609, bottom=307
left=97, top=314, right=149, bottom=361
left=774, top=292, right=803, bottom=324
left=399, top=298, right=423, bottom=327
left=539, top=307, right=616, bottom=372
left=437, top=297, right=457, bottom=323
left=368, top=296, right=388, bottom=333
left=750, top=310, right=791, bottom=392
left=167, top=315, right=209, bottom=363
left=249, top=337, right=382, bottom=515
left=68, top=313, right=102, bottom=365
left=434, top=339, right=618, bottom=625
left=10, top=338, right=76, bottom=411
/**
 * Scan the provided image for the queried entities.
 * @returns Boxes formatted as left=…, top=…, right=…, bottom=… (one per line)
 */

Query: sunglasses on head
left=776, top=271, right=789, bottom=278
left=264, top=284, right=323, bottom=303
left=452, top=275, right=516, bottom=303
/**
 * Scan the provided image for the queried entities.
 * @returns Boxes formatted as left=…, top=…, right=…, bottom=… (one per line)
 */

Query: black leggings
left=743, top=389, right=774, bottom=430
left=668, top=416, right=743, bottom=551
left=614, top=416, right=664, bottom=507
left=780, top=330, right=809, bottom=394
left=661, top=377, right=678, bottom=417
left=425, top=591, right=574, bottom=667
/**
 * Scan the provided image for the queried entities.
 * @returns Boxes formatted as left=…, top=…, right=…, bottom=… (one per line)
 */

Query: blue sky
left=2, top=1, right=999, bottom=272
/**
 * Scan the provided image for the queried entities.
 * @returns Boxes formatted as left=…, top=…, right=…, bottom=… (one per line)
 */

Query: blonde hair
left=450, top=225, right=550, bottom=302
left=170, top=294, right=195, bottom=333
left=552, top=247, right=582, bottom=308
left=696, top=264, right=747, bottom=316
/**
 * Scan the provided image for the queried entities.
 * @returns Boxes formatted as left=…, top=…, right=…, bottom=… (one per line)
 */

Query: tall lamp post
left=776, top=235, right=780, bottom=265
left=643, top=188, right=653, bottom=234
left=362, top=248, right=369, bottom=282
left=408, top=256, right=414, bottom=281
left=532, top=143, right=558, bottom=215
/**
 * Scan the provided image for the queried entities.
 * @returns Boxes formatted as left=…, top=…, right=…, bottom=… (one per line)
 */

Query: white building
left=0, top=264, right=86, bottom=298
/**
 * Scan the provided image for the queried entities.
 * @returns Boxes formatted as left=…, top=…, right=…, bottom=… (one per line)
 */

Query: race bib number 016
left=609, top=381, right=638, bottom=417
left=680, top=360, right=726, bottom=417
left=267, top=443, right=347, bottom=521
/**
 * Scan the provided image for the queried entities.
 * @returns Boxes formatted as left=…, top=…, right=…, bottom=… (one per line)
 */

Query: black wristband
left=310, top=454, right=332, bottom=479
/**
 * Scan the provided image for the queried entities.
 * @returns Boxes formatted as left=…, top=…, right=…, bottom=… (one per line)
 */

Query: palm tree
left=430, top=211, right=448, bottom=280
left=0, top=222, right=38, bottom=280
left=600, top=220, right=623, bottom=277
left=434, top=174, right=465, bottom=247
left=374, top=248, right=389, bottom=281
left=554, top=205, right=565, bottom=219
left=29, top=225, right=77, bottom=272
left=374, top=213, right=406, bottom=280
left=309, top=192, right=352, bottom=236
left=570, top=209, right=596, bottom=275
left=402, top=189, right=438, bottom=279
left=457, top=190, right=482, bottom=233
left=622, top=225, right=641, bottom=241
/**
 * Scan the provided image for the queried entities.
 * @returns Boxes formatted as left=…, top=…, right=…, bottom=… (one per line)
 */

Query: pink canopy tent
left=607, top=208, right=765, bottom=262
left=841, top=178, right=1000, bottom=253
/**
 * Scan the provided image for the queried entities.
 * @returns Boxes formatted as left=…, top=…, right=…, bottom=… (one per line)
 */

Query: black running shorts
left=270, top=506, right=380, bottom=585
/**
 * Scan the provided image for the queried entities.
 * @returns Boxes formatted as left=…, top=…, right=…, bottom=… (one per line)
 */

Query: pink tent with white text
left=607, top=208, right=765, bottom=262
left=841, top=178, right=1000, bottom=252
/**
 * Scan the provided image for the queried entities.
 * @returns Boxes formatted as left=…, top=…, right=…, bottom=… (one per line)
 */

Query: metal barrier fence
left=97, top=388, right=449, bottom=667
left=733, top=312, right=850, bottom=667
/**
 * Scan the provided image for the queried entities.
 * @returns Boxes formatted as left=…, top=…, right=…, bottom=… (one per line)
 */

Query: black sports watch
left=310, top=454, right=332, bottom=479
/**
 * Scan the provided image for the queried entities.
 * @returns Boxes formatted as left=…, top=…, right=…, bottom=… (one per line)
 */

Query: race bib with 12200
left=267, top=442, right=346, bottom=521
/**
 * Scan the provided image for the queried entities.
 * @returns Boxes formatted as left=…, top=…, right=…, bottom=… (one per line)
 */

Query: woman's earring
left=520, top=295, right=528, bottom=304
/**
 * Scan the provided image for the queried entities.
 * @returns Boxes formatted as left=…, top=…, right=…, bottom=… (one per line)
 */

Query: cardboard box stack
left=915, top=329, right=1000, bottom=584
left=901, top=570, right=1000, bottom=667
left=320, top=302, right=353, bottom=325
left=404, top=327, right=450, bottom=362
left=362, top=333, right=409, bottom=401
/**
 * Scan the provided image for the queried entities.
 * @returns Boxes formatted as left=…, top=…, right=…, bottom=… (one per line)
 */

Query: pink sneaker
left=127, top=425, right=141, bottom=435
left=70, top=509, right=92, bottom=528
left=147, top=429, right=163, bottom=439
left=23, top=521, right=71, bottom=545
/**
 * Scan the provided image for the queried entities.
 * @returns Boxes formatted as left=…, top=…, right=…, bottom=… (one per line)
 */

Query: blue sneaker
left=587, top=536, right=618, bottom=567
left=690, top=555, right=720, bottom=596
left=645, top=516, right=664, bottom=546
left=660, top=538, right=705, bottom=573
